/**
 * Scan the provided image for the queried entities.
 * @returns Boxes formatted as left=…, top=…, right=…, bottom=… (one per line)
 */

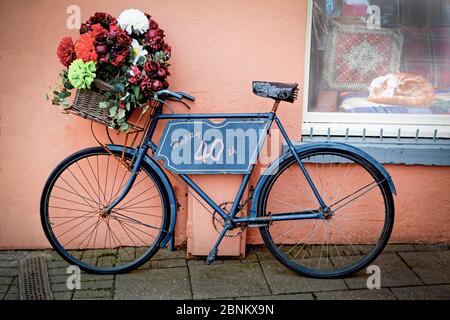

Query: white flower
left=130, top=39, right=148, bottom=65
left=118, top=9, right=149, bottom=35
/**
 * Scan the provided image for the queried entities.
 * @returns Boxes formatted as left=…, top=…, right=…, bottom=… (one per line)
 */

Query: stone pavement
left=1, top=244, right=450, bottom=300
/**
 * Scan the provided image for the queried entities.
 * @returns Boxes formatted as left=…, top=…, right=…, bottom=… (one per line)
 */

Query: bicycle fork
left=102, top=146, right=149, bottom=215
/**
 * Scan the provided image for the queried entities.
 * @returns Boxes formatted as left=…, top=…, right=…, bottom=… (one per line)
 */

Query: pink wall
left=0, top=0, right=449, bottom=250
left=0, top=0, right=305, bottom=249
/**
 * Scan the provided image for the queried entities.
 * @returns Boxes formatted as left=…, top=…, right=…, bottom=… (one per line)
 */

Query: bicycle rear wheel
left=258, top=148, right=394, bottom=278
left=41, top=147, right=170, bottom=274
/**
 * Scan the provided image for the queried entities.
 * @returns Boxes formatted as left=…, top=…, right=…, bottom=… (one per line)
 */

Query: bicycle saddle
left=252, top=81, right=299, bottom=103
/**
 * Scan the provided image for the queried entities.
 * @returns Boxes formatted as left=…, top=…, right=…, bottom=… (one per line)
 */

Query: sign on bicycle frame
left=155, top=119, right=270, bottom=174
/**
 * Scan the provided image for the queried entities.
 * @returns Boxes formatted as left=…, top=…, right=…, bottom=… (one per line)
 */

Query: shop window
left=303, top=0, right=450, bottom=139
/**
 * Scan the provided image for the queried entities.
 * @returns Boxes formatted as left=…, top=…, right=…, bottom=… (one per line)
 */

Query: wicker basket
left=70, top=79, right=116, bottom=127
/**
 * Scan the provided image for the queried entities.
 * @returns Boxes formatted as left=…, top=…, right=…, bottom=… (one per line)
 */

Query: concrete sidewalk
left=1, top=244, right=450, bottom=300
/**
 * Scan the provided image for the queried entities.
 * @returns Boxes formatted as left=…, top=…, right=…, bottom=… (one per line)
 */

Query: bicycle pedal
left=205, top=248, right=218, bottom=265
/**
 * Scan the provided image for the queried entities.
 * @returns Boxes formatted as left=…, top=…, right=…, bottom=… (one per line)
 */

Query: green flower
left=68, top=59, right=97, bottom=89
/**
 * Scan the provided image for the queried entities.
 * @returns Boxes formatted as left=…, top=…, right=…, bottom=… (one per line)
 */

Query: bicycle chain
left=211, top=202, right=247, bottom=238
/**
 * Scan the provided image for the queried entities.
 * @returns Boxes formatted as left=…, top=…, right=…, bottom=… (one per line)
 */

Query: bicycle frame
left=102, top=101, right=330, bottom=257
left=105, top=106, right=327, bottom=220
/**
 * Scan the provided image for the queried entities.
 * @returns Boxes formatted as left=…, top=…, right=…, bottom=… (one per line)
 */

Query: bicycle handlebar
left=157, top=90, right=196, bottom=102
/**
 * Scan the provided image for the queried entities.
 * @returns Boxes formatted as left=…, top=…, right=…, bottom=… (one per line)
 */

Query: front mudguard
left=106, top=145, right=177, bottom=250
left=250, top=142, right=396, bottom=219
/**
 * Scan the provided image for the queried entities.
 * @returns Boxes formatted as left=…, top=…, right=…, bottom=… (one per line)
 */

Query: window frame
left=302, top=0, right=450, bottom=139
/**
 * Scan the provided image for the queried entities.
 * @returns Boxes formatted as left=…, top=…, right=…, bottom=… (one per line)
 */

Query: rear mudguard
left=250, top=142, right=396, bottom=219
left=106, top=145, right=176, bottom=250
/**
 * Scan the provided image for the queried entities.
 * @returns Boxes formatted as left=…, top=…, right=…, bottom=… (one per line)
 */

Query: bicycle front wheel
left=258, top=148, right=394, bottom=278
left=41, top=147, right=170, bottom=274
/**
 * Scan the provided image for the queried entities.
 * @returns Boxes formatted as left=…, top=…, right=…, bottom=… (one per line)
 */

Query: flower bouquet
left=50, top=9, right=172, bottom=131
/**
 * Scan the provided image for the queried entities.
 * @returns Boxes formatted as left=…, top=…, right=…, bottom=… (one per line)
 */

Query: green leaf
left=99, top=101, right=109, bottom=109
left=126, top=102, right=131, bottom=111
left=132, top=85, right=141, bottom=99
left=109, top=106, right=118, bottom=117
left=58, top=91, right=71, bottom=99
left=117, top=109, right=126, bottom=120
left=119, top=123, right=130, bottom=132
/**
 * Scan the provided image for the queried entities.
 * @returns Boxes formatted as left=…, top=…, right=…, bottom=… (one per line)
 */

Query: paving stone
left=117, top=247, right=136, bottom=263
left=241, top=293, right=315, bottom=300
left=115, top=267, right=191, bottom=300
left=3, top=293, right=20, bottom=300
left=260, top=260, right=347, bottom=294
left=8, top=283, right=19, bottom=294
left=189, top=263, right=270, bottom=299
left=80, top=273, right=114, bottom=282
left=0, top=292, right=4, bottom=300
left=0, top=268, right=18, bottom=277
left=413, top=244, right=449, bottom=252
left=0, top=285, right=9, bottom=293
left=383, top=244, right=416, bottom=253
left=51, top=282, right=75, bottom=293
left=53, top=292, right=73, bottom=300
left=153, top=248, right=187, bottom=260
left=50, top=275, right=71, bottom=284
left=147, top=258, right=187, bottom=269
left=342, top=254, right=423, bottom=289
left=315, top=289, right=396, bottom=300
left=399, top=251, right=450, bottom=285
left=79, top=280, right=114, bottom=290
left=73, top=289, right=112, bottom=300
left=47, top=260, right=71, bottom=269
left=255, top=247, right=277, bottom=261
left=0, top=251, right=28, bottom=261
left=0, top=277, right=13, bottom=285
left=391, top=285, right=450, bottom=300
left=0, top=260, right=18, bottom=268
left=188, top=259, right=223, bottom=266
left=48, top=267, right=69, bottom=276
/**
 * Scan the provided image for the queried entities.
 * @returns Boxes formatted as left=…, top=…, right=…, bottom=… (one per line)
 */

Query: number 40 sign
left=155, top=119, right=270, bottom=174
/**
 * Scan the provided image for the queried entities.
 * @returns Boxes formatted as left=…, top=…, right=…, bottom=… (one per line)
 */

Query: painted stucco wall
left=0, top=0, right=449, bottom=250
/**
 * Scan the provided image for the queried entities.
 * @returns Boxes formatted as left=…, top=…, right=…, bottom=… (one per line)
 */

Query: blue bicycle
left=41, top=81, right=395, bottom=278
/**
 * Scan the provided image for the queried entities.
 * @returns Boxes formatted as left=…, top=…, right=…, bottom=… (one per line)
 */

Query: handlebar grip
left=157, top=90, right=183, bottom=100
left=176, top=92, right=196, bottom=102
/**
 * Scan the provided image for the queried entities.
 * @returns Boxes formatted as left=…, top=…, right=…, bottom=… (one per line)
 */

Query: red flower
left=144, top=61, right=160, bottom=74
left=57, top=36, right=75, bottom=67
left=128, top=66, right=143, bottom=85
left=90, top=23, right=107, bottom=38
left=149, top=19, right=159, bottom=30
left=163, top=43, right=172, bottom=58
left=110, top=49, right=129, bottom=67
left=140, top=77, right=155, bottom=97
left=116, top=31, right=132, bottom=47
left=75, top=33, right=97, bottom=62
left=80, top=12, right=117, bottom=34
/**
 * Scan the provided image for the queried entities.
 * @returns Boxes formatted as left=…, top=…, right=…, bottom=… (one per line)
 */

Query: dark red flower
left=110, top=50, right=129, bottom=67
left=128, top=66, right=143, bottom=85
left=143, top=61, right=160, bottom=74
left=57, top=36, right=75, bottom=67
left=116, top=31, right=132, bottom=47
left=151, top=80, right=163, bottom=91
left=80, top=12, right=117, bottom=34
left=163, top=43, right=172, bottom=58
left=140, top=77, right=154, bottom=97
left=149, top=19, right=159, bottom=30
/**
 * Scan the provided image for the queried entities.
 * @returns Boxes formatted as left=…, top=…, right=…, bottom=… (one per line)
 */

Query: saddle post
left=271, top=100, right=281, bottom=113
